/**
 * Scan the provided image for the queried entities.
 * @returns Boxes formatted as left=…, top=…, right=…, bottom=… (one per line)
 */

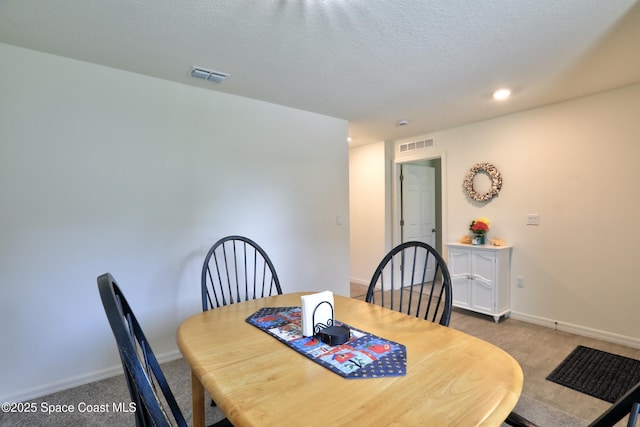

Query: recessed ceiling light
left=396, top=119, right=410, bottom=127
left=493, top=88, right=511, bottom=100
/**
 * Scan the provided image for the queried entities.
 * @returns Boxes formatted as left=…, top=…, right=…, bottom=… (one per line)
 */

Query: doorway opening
left=394, top=157, right=443, bottom=255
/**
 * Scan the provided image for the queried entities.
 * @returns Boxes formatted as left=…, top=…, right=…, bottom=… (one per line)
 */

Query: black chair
left=366, top=241, right=453, bottom=326
left=98, top=272, right=187, bottom=427
left=505, top=380, right=640, bottom=427
left=201, top=235, right=282, bottom=408
left=98, top=273, right=232, bottom=427
left=201, top=235, right=282, bottom=311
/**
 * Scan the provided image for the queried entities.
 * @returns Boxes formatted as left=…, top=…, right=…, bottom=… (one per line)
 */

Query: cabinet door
left=472, top=251, right=497, bottom=284
left=471, top=251, right=496, bottom=314
left=471, top=279, right=494, bottom=314
left=448, top=249, right=471, bottom=308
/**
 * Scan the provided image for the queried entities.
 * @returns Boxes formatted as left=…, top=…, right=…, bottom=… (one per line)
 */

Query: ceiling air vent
left=399, top=138, right=434, bottom=153
left=190, top=66, right=230, bottom=84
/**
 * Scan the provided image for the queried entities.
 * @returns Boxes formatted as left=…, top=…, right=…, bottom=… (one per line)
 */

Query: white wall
left=350, top=83, right=640, bottom=346
left=349, top=141, right=388, bottom=284
left=0, top=43, right=350, bottom=402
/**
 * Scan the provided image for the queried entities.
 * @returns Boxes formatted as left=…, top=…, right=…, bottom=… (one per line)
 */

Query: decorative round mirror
left=463, top=162, right=502, bottom=202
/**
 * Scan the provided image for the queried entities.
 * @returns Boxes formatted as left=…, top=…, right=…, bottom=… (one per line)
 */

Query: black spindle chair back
left=97, top=273, right=186, bottom=427
left=201, top=235, right=282, bottom=312
left=366, top=241, right=453, bottom=326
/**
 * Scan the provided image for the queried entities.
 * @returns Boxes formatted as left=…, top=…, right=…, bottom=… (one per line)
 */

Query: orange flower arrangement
left=469, top=218, right=490, bottom=235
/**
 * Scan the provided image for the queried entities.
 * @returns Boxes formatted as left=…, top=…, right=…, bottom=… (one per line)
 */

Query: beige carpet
left=0, top=358, right=225, bottom=427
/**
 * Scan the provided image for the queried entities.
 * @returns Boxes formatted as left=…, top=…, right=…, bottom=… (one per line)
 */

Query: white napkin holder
left=301, top=291, right=334, bottom=337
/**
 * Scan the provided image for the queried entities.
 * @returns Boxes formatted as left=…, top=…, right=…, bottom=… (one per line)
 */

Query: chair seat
left=505, top=380, right=640, bottom=427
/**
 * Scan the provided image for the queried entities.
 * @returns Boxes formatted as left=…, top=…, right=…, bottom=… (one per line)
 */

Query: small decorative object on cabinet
left=471, top=234, right=485, bottom=245
left=469, top=217, right=490, bottom=246
left=446, top=242, right=513, bottom=323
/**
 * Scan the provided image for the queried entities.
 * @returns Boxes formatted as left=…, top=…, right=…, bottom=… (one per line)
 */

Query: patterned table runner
left=246, top=306, right=406, bottom=379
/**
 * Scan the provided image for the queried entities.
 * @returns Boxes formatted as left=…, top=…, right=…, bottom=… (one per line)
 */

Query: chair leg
left=628, top=402, right=640, bottom=427
left=505, top=411, right=538, bottom=427
left=210, top=418, right=233, bottom=427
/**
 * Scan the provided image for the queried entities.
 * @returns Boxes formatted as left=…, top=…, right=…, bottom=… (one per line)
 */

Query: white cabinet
left=446, top=243, right=513, bottom=322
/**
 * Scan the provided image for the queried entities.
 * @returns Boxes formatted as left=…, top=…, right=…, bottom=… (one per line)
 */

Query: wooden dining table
left=177, top=292, right=523, bottom=427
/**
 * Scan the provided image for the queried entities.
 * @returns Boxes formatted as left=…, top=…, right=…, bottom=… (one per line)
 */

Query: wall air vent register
left=399, top=138, right=434, bottom=153
left=190, top=66, right=229, bottom=84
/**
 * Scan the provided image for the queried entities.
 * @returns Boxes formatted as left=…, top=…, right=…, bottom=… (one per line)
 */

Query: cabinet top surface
left=446, top=242, right=513, bottom=250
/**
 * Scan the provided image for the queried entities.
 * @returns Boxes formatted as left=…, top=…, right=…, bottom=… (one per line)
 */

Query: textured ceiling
left=1, top=1, right=639, bottom=146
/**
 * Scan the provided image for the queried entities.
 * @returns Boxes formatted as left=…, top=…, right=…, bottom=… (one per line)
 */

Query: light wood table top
left=177, top=292, right=523, bottom=427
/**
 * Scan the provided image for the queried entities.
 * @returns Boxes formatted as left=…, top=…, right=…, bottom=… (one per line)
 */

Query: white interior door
left=402, top=163, right=436, bottom=247
left=400, top=163, right=436, bottom=284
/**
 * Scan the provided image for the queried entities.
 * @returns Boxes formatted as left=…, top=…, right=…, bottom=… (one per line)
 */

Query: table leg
left=191, top=370, right=205, bottom=427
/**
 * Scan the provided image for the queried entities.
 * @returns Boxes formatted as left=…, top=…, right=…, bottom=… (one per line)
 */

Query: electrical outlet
left=516, top=276, right=525, bottom=288
left=527, top=214, right=540, bottom=226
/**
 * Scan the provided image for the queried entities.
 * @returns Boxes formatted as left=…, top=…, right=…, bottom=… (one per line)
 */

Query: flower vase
left=472, top=233, right=485, bottom=245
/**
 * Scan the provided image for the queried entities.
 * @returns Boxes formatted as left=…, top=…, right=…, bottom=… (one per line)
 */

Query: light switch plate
left=527, top=214, right=540, bottom=226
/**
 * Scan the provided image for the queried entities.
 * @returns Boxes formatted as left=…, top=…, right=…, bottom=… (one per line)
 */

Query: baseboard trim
left=1, top=349, right=183, bottom=403
left=510, top=311, right=640, bottom=350
left=350, top=278, right=370, bottom=286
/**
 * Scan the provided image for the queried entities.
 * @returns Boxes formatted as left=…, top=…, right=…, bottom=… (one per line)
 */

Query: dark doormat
left=546, top=345, right=640, bottom=403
